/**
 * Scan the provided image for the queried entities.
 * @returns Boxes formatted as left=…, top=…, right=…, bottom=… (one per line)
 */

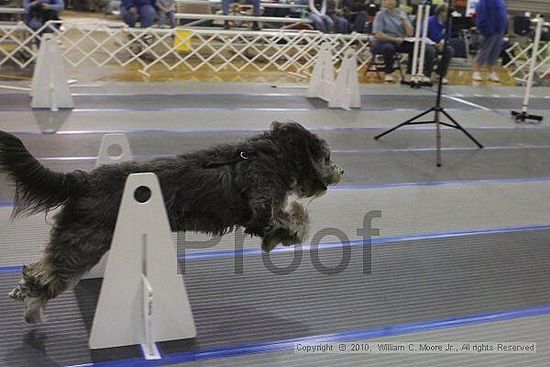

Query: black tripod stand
left=374, top=0, right=483, bottom=166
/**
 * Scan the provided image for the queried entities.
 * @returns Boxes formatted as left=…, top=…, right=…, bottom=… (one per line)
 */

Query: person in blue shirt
left=23, top=0, right=64, bottom=31
left=23, top=0, right=64, bottom=48
left=472, top=0, right=508, bottom=82
left=424, top=3, right=454, bottom=84
left=327, top=0, right=349, bottom=33
left=341, top=0, right=368, bottom=33
left=120, top=0, right=157, bottom=28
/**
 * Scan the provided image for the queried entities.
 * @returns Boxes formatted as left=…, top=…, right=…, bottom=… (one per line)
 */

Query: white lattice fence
left=505, top=41, right=550, bottom=82
left=0, top=20, right=372, bottom=77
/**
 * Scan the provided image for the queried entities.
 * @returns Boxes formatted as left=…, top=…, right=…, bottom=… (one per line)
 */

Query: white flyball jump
left=30, top=34, right=73, bottom=111
left=328, top=50, right=361, bottom=109
left=307, top=42, right=335, bottom=102
left=83, top=134, right=134, bottom=280
left=307, top=42, right=361, bottom=110
left=89, top=173, right=196, bottom=358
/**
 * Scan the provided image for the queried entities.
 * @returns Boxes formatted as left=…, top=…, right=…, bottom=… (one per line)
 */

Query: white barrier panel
left=307, top=42, right=334, bottom=101
left=90, top=173, right=196, bottom=353
left=83, top=134, right=134, bottom=280
left=30, top=34, right=73, bottom=110
left=328, top=50, right=360, bottom=110
left=95, top=133, right=134, bottom=166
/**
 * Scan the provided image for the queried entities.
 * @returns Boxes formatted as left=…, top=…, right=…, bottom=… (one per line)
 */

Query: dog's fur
left=0, top=121, right=343, bottom=323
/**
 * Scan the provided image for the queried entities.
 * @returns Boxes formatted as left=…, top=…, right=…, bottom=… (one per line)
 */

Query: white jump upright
left=30, top=34, right=73, bottom=111
left=410, top=5, right=422, bottom=83
left=328, top=49, right=360, bottom=109
left=83, top=134, right=134, bottom=280
left=511, top=16, right=544, bottom=123
left=89, top=173, right=196, bottom=357
left=417, top=4, right=430, bottom=81
left=307, top=42, right=334, bottom=101
left=406, top=4, right=430, bottom=87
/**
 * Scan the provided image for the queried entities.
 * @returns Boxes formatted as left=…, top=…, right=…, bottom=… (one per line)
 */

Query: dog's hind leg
left=9, top=226, right=110, bottom=324
left=8, top=263, right=48, bottom=323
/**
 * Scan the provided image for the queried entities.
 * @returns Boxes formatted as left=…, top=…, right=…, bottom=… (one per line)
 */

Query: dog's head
left=270, top=121, right=343, bottom=198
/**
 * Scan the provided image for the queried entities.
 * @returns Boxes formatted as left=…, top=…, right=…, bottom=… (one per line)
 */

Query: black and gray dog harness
left=203, top=149, right=255, bottom=169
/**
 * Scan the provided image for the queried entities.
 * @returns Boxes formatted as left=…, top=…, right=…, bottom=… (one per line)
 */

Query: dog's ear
left=271, top=121, right=283, bottom=131
left=270, top=121, right=308, bottom=142
left=270, top=121, right=292, bottom=141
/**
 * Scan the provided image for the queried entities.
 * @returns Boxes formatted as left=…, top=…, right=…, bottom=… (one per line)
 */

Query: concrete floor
left=0, top=80, right=549, bottom=367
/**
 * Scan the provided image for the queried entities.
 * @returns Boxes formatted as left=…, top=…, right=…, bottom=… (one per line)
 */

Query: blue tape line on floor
left=2, top=224, right=550, bottom=275
left=65, top=304, right=550, bottom=367
left=0, top=265, right=23, bottom=274
left=180, top=224, right=550, bottom=261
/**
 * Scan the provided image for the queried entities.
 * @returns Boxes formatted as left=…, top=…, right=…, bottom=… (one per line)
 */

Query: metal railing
left=0, top=20, right=372, bottom=77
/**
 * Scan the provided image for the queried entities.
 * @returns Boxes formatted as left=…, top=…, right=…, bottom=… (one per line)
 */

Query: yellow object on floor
left=174, top=29, right=193, bottom=52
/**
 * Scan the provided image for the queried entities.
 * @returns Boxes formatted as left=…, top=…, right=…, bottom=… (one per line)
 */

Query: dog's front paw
left=261, top=225, right=292, bottom=252
left=286, top=202, right=309, bottom=245
left=289, top=201, right=308, bottom=223
left=259, top=204, right=310, bottom=252
left=261, top=235, right=279, bottom=252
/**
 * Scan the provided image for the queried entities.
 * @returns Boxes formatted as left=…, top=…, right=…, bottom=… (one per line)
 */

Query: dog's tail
left=0, top=131, right=87, bottom=219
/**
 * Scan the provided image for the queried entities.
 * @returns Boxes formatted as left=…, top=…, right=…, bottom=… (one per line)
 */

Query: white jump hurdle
left=30, top=34, right=73, bottom=111
left=82, top=134, right=134, bottom=280
left=307, top=42, right=360, bottom=110
left=89, top=173, right=196, bottom=357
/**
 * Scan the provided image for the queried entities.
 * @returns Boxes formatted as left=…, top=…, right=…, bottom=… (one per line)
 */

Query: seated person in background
left=308, top=0, right=334, bottom=33
left=222, top=0, right=261, bottom=30
left=120, top=0, right=157, bottom=28
left=156, top=0, right=176, bottom=28
left=327, top=0, right=349, bottom=33
left=23, top=0, right=63, bottom=48
left=283, top=0, right=315, bottom=30
left=341, top=0, right=368, bottom=33
left=23, top=0, right=64, bottom=31
left=371, top=0, right=418, bottom=82
left=425, top=3, right=454, bottom=84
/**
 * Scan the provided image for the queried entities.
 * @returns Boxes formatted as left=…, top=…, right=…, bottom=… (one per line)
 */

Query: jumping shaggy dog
left=0, top=121, right=343, bottom=323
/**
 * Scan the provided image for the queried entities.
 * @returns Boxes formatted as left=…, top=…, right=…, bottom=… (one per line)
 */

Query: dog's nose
left=339, top=167, right=344, bottom=175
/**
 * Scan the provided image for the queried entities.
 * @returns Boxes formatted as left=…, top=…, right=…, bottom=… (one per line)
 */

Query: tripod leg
left=441, top=109, right=484, bottom=148
left=374, top=108, right=434, bottom=140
